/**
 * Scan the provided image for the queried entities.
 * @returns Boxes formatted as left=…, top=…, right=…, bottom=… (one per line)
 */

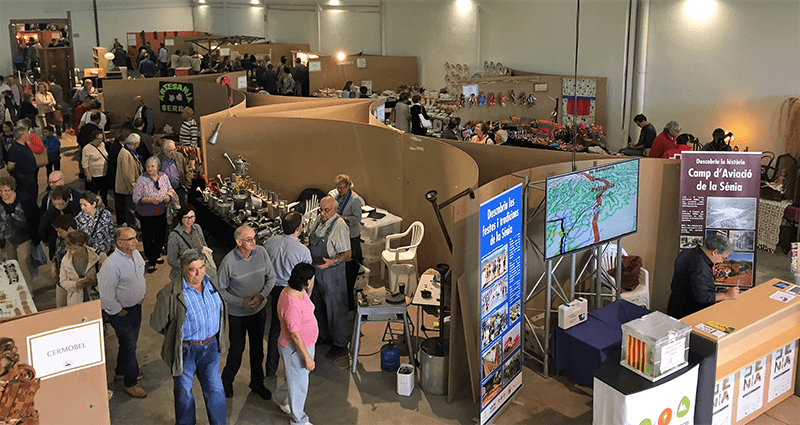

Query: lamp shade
left=103, top=52, right=115, bottom=60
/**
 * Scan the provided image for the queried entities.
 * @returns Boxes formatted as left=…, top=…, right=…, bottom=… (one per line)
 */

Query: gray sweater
left=218, top=245, right=276, bottom=316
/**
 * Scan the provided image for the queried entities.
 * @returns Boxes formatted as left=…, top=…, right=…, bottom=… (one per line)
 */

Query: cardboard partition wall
left=0, top=301, right=109, bottom=424
left=308, top=54, right=418, bottom=94
left=102, top=72, right=246, bottom=134
left=198, top=110, right=478, bottom=271
left=448, top=158, right=681, bottom=402
left=455, top=75, right=607, bottom=129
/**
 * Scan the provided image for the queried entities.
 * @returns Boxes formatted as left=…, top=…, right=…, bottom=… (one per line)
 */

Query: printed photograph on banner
left=481, top=339, right=502, bottom=381
left=509, top=301, right=521, bottom=323
left=728, top=230, right=756, bottom=252
left=481, top=275, right=508, bottom=318
left=706, top=229, right=728, bottom=239
left=706, top=197, right=757, bottom=230
left=481, top=245, right=508, bottom=289
left=768, top=341, right=795, bottom=402
left=502, top=322, right=521, bottom=358
left=713, top=252, right=754, bottom=287
left=503, top=350, right=522, bottom=385
left=481, top=304, right=508, bottom=349
left=481, top=367, right=503, bottom=407
left=680, top=235, right=703, bottom=249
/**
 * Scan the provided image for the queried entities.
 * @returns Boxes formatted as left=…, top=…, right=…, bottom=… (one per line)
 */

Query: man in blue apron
left=309, top=196, right=351, bottom=359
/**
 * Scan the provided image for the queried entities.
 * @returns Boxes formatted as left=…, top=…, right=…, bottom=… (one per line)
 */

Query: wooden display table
left=681, top=278, right=800, bottom=424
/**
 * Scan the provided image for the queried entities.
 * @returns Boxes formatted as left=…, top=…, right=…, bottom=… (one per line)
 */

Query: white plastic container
left=621, top=311, right=691, bottom=381
left=397, top=363, right=415, bottom=396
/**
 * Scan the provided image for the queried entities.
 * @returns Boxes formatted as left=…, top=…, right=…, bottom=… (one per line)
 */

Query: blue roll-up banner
left=479, top=183, right=524, bottom=424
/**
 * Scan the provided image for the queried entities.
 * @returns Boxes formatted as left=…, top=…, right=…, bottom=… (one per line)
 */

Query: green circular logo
left=639, top=420, right=652, bottom=425
left=676, top=396, right=691, bottom=418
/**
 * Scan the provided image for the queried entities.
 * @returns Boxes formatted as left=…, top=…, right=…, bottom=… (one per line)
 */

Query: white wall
left=644, top=0, right=800, bottom=154
left=1, top=0, right=193, bottom=76
left=193, top=3, right=266, bottom=38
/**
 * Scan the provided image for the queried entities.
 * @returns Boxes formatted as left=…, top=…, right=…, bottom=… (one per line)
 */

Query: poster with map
left=545, top=158, right=639, bottom=259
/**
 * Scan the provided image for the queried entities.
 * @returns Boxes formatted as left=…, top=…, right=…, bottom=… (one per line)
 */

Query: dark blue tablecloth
left=550, top=300, right=649, bottom=387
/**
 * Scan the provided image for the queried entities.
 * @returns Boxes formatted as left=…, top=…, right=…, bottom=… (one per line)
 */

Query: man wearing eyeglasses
left=158, top=139, right=192, bottom=206
left=218, top=225, right=276, bottom=400
left=309, top=195, right=351, bottom=360
left=39, top=171, right=81, bottom=212
left=98, top=226, right=148, bottom=398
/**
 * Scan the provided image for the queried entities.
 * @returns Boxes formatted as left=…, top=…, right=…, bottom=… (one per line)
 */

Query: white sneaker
left=273, top=398, right=290, bottom=415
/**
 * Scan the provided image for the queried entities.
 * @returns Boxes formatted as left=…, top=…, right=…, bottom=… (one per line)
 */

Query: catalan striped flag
left=626, top=334, right=648, bottom=373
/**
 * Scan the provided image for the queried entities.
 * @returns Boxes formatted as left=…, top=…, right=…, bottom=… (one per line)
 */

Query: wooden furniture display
left=681, top=278, right=800, bottom=424
left=0, top=337, right=40, bottom=425
left=38, top=47, right=75, bottom=97
left=92, top=47, right=109, bottom=72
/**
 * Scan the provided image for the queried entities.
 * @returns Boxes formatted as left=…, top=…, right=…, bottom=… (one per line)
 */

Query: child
left=42, top=125, right=61, bottom=175
left=51, top=214, right=77, bottom=308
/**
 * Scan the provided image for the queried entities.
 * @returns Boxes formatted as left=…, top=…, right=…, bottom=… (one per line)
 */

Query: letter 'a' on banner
left=479, top=183, right=524, bottom=424
left=678, top=152, right=761, bottom=290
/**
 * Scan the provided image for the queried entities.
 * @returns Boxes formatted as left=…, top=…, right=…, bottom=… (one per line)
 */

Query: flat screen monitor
left=544, top=158, right=639, bottom=260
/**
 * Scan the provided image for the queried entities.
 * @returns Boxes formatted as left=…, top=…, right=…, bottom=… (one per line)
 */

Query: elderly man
left=159, top=140, right=192, bottom=206
left=218, top=225, right=276, bottom=400
left=667, top=234, right=740, bottom=319
left=263, top=211, right=312, bottom=376
left=6, top=126, right=37, bottom=201
left=98, top=227, right=147, bottom=398
left=132, top=96, right=154, bottom=135
left=309, top=195, right=351, bottom=359
left=72, top=79, right=96, bottom=106
left=151, top=249, right=227, bottom=425
left=116, top=134, right=144, bottom=229
left=40, top=171, right=81, bottom=212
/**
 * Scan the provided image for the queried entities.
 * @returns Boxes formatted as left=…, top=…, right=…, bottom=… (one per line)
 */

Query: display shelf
left=92, top=46, right=108, bottom=71
left=0, top=260, right=36, bottom=321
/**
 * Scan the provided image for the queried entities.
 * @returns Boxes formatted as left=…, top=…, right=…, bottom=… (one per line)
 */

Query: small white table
left=360, top=207, right=403, bottom=244
left=411, top=270, right=441, bottom=351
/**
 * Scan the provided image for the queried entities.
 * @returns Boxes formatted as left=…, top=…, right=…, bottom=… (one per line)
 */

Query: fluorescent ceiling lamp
left=686, top=0, right=715, bottom=21
left=330, top=0, right=340, bottom=5
left=456, top=0, right=470, bottom=13
left=104, top=52, right=115, bottom=60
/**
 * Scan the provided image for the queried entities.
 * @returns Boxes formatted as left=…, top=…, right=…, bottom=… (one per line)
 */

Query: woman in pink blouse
left=274, top=262, right=318, bottom=424
left=133, top=156, right=179, bottom=273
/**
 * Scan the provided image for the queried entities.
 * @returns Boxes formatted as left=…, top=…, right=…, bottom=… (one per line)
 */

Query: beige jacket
left=60, top=247, right=108, bottom=306
left=116, top=146, right=142, bottom=195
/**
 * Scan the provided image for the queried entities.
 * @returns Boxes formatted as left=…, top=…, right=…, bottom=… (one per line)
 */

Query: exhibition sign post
left=479, top=183, right=524, bottom=424
left=158, top=81, right=194, bottom=113
left=678, top=152, right=761, bottom=289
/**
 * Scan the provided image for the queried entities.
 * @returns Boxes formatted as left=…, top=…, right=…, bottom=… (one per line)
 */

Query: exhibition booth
left=4, top=67, right=799, bottom=425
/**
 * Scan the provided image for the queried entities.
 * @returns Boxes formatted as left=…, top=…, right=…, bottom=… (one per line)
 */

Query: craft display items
left=0, top=337, right=40, bottom=424
left=527, top=94, right=536, bottom=107
left=478, top=92, right=486, bottom=107
left=510, top=90, right=516, bottom=104
left=520, top=92, right=528, bottom=106
left=469, top=93, right=477, bottom=108
left=488, top=93, right=496, bottom=107
left=458, top=94, right=465, bottom=108
left=500, top=93, right=508, bottom=107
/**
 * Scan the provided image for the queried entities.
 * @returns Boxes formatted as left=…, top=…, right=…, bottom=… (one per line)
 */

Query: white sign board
left=356, top=58, right=366, bottom=68
left=462, top=83, right=479, bottom=98
left=165, top=38, right=174, bottom=46
left=375, top=104, right=385, bottom=122
left=309, top=61, right=321, bottom=72
left=237, top=75, right=247, bottom=89
left=712, top=375, right=734, bottom=425
left=736, top=357, right=766, bottom=421
left=768, top=341, right=795, bottom=402
left=27, top=319, right=105, bottom=380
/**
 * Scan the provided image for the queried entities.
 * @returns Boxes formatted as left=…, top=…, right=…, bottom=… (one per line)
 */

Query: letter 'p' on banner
left=678, top=152, right=761, bottom=289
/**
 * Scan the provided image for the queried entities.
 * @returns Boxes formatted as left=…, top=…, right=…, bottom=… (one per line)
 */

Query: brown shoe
left=114, top=372, right=144, bottom=381
left=123, top=385, right=147, bottom=398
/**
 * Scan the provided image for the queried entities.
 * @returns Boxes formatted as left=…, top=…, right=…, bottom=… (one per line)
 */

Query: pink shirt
left=278, top=288, right=318, bottom=349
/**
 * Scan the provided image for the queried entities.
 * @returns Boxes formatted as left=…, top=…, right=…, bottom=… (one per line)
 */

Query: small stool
left=388, top=264, right=418, bottom=297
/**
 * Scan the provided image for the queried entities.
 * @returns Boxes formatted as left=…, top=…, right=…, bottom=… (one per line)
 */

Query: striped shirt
left=181, top=274, right=222, bottom=341
left=310, top=215, right=351, bottom=258
left=179, top=118, right=198, bottom=146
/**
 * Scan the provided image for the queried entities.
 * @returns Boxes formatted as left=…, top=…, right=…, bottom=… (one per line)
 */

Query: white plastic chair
left=380, top=221, right=424, bottom=280
left=598, top=243, right=650, bottom=309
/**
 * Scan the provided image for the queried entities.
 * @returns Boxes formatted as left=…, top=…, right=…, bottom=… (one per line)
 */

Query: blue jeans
left=312, top=264, right=349, bottom=348
left=275, top=344, right=315, bottom=425
left=107, top=304, right=142, bottom=388
left=619, top=148, right=645, bottom=156
left=174, top=338, right=226, bottom=425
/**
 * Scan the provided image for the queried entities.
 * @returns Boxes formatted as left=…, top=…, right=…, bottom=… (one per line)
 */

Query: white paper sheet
left=736, top=357, right=766, bottom=421
left=768, top=341, right=796, bottom=402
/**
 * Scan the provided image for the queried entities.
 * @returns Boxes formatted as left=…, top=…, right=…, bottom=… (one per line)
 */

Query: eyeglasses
left=183, top=214, right=196, bottom=220
left=238, top=237, right=255, bottom=243
left=120, top=236, right=138, bottom=242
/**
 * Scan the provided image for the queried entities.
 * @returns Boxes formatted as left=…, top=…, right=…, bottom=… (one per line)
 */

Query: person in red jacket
left=649, top=121, right=681, bottom=158
left=664, top=133, right=695, bottom=158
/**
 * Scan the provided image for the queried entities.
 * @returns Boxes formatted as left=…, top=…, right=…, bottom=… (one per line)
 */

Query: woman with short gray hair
left=649, top=120, right=682, bottom=158
left=133, top=155, right=179, bottom=273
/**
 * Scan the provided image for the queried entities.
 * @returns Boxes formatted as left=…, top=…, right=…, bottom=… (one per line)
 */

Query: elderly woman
left=82, top=129, right=110, bottom=206
left=328, top=174, right=363, bottom=311
left=59, top=230, right=107, bottom=306
left=150, top=249, right=227, bottom=425
left=470, top=121, right=491, bottom=144
left=273, top=262, right=318, bottom=424
left=76, top=191, right=115, bottom=255
left=649, top=120, right=682, bottom=159
left=34, top=82, right=57, bottom=131
left=0, top=175, right=40, bottom=292
left=167, top=205, right=208, bottom=281
left=134, top=156, right=178, bottom=273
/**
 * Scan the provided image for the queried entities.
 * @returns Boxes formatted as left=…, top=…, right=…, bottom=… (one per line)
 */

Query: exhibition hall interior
left=2, top=0, right=800, bottom=424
